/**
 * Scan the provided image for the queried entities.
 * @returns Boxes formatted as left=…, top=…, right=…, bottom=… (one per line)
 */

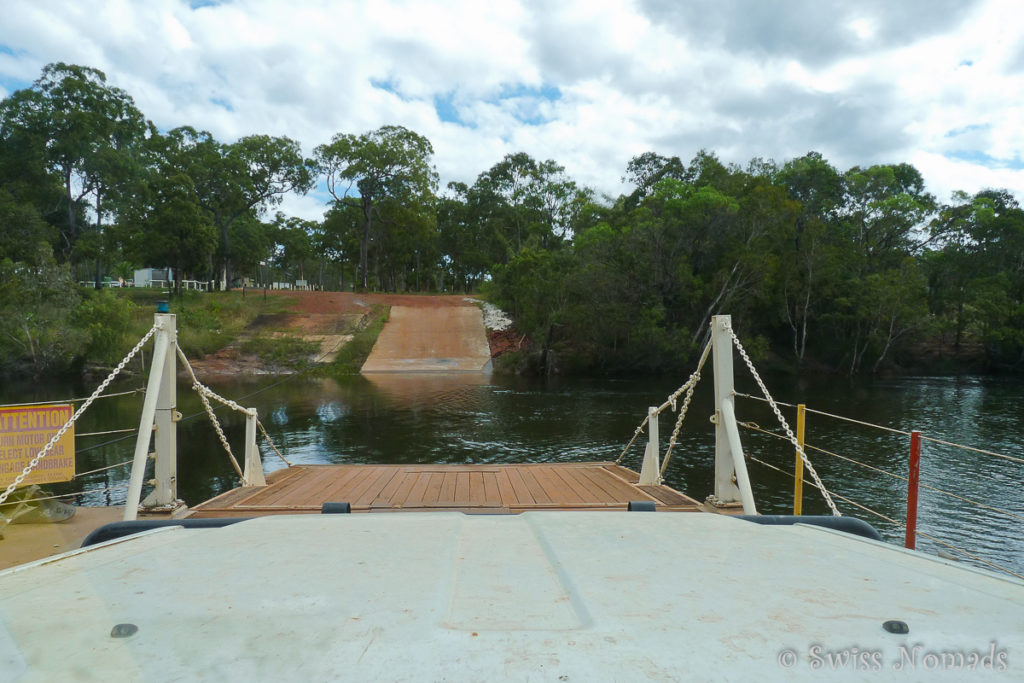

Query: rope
left=615, top=419, right=648, bottom=465
left=75, top=459, right=135, bottom=478
left=0, top=325, right=159, bottom=507
left=615, top=338, right=712, bottom=469
left=176, top=345, right=244, bottom=479
left=661, top=339, right=713, bottom=478
left=745, top=454, right=1024, bottom=581
left=737, top=392, right=1024, bottom=465
left=0, top=483, right=130, bottom=506
left=739, top=424, right=1024, bottom=524
left=734, top=392, right=912, bottom=435
left=726, top=323, right=841, bottom=516
left=803, top=443, right=908, bottom=482
left=0, top=388, right=145, bottom=409
left=916, top=530, right=1024, bottom=581
left=257, top=420, right=293, bottom=467
left=919, top=435, right=1024, bottom=466
left=76, top=428, right=137, bottom=438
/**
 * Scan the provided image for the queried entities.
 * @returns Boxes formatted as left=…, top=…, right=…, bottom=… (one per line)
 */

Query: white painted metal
left=242, top=408, right=266, bottom=486
left=711, top=315, right=742, bottom=504
left=143, top=313, right=179, bottom=508
left=2, top=512, right=1021, bottom=680
left=721, top=397, right=758, bottom=514
left=638, top=406, right=661, bottom=485
left=123, top=320, right=170, bottom=522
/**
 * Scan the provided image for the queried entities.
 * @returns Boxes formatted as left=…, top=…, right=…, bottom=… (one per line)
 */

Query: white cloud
left=2, top=0, right=1024, bottom=213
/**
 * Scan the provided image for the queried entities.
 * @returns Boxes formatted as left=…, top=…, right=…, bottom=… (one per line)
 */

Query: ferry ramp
left=361, top=304, right=492, bottom=373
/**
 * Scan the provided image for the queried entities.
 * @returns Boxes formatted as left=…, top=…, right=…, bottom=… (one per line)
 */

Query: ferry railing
left=1, top=304, right=273, bottom=525
left=733, top=395, right=1024, bottom=581
left=618, top=314, right=840, bottom=517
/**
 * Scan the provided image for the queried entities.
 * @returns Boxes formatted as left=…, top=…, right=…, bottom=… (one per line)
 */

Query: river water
left=2, top=369, right=1022, bottom=578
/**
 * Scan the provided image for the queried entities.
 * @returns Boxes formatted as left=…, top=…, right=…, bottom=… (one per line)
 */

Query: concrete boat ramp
left=361, top=304, right=492, bottom=373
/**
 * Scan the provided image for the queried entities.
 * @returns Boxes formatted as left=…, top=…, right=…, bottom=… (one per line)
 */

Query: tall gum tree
left=0, top=62, right=150, bottom=281
left=315, top=125, right=437, bottom=290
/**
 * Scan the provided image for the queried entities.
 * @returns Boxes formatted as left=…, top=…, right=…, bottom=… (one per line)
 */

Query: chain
left=176, top=345, right=244, bottom=479
left=0, top=325, right=159, bottom=507
left=660, top=339, right=712, bottom=478
left=257, top=420, right=293, bottom=467
left=725, top=323, right=842, bottom=517
left=615, top=419, right=648, bottom=465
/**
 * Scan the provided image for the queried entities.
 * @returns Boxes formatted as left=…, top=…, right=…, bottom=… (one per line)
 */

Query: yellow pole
left=794, top=404, right=806, bottom=515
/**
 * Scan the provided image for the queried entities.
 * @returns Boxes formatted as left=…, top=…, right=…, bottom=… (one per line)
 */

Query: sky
left=1, top=0, right=1023, bottom=222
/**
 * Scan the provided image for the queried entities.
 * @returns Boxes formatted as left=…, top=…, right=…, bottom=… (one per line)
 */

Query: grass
left=240, top=335, right=321, bottom=370
left=119, top=289, right=288, bottom=358
left=329, top=304, right=390, bottom=374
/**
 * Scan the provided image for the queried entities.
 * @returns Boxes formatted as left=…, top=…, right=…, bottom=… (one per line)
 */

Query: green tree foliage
left=4, top=61, right=1024, bottom=377
left=0, top=63, right=150, bottom=282
left=315, top=125, right=438, bottom=290
left=119, top=169, right=217, bottom=295
left=154, top=128, right=315, bottom=289
left=0, top=246, right=85, bottom=375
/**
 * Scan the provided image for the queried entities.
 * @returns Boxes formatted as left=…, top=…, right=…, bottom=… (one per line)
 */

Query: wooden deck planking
left=437, top=472, right=457, bottom=505
left=405, top=472, right=433, bottom=506
left=604, top=464, right=641, bottom=483
left=533, top=466, right=586, bottom=505
left=516, top=468, right=553, bottom=504
left=504, top=468, right=535, bottom=505
left=638, top=485, right=698, bottom=507
left=187, top=462, right=703, bottom=517
left=390, top=471, right=422, bottom=507
left=575, top=467, right=635, bottom=502
left=552, top=466, right=605, bottom=503
left=226, top=466, right=307, bottom=507
left=422, top=472, right=445, bottom=504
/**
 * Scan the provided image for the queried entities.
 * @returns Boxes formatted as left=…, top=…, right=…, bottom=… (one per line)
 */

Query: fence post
left=794, top=404, right=805, bottom=515
left=905, top=430, right=922, bottom=549
left=638, top=407, right=661, bottom=485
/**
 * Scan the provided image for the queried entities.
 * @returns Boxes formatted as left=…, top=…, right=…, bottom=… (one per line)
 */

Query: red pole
left=905, top=430, right=922, bottom=549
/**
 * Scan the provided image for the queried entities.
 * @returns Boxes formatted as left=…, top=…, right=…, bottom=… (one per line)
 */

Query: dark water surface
left=3, top=370, right=1022, bottom=577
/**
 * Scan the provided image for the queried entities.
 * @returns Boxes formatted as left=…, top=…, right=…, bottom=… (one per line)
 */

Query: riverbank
left=182, top=291, right=510, bottom=377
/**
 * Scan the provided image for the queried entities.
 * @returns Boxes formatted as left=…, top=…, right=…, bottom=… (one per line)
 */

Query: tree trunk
left=220, top=222, right=232, bottom=291
left=93, top=192, right=103, bottom=290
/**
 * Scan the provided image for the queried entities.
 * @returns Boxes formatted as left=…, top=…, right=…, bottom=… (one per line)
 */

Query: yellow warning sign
left=0, top=404, right=74, bottom=488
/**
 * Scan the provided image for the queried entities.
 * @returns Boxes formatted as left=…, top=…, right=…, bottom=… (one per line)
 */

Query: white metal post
left=124, top=318, right=169, bottom=521
left=638, top=407, right=661, bottom=485
left=243, top=408, right=266, bottom=486
left=143, top=313, right=179, bottom=509
left=711, top=315, right=743, bottom=506
left=721, top=398, right=758, bottom=514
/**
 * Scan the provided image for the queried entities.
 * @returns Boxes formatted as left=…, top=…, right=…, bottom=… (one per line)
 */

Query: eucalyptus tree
left=119, top=170, right=217, bottom=296
left=271, top=213, right=316, bottom=283
left=834, top=163, right=935, bottom=372
left=774, top=152, right=845, bottom=364
left=315, top=125, right=438, bottom=290
left=0, top=62, right=151, bottom=281
left=622, top=151, right=686, bottom=208
left=472, top=153, right=587, bottom=256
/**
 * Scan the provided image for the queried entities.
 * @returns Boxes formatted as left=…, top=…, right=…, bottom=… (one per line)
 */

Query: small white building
left=134, top=268, right=173, bottom=288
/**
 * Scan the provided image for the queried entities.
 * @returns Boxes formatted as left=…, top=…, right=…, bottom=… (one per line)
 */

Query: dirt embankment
left=186, top=291, right=486, bottom=376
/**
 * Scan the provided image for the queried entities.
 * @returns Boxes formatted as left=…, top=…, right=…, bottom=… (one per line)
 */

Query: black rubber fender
left=734, top=514, right=883, bottom=541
